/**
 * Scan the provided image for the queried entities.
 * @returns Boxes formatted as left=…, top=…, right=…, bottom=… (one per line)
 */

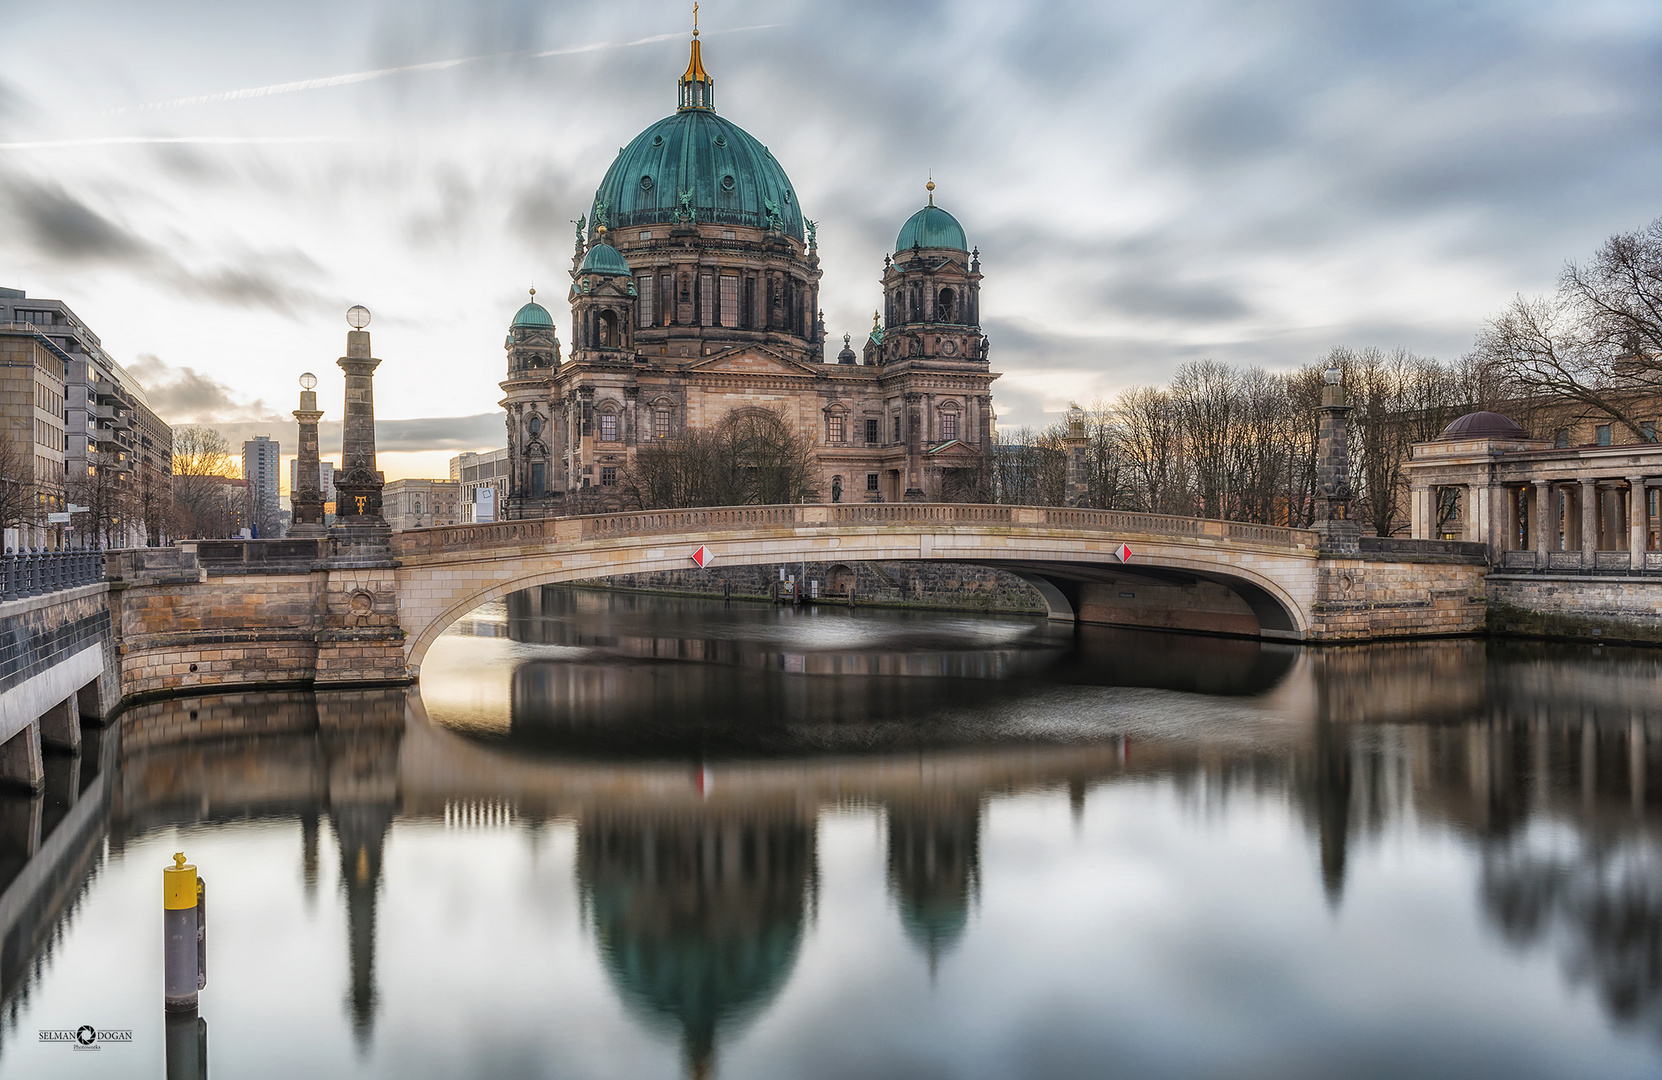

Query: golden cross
left=693, top=2, right=699, bottom=36
left=355, top=496, right=366, bottom=513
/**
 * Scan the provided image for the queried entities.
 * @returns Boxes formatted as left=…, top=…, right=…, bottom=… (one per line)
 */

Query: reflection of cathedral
left=576, top=803, right=816, bottom=1079
left=499, top=22, right=1000, bottom=513
left=886, top=796, right=982, bottom=971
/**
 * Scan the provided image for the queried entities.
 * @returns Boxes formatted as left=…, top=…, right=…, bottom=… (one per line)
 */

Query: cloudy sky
left=2, top=0, right=1660, bottom=482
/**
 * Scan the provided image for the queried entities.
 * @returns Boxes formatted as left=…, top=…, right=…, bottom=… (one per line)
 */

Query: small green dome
left=579, top=242, right=632, bottom=277
left=512, top=296, right=554, bottom=328
left=896, top=204, right=967, bottom=253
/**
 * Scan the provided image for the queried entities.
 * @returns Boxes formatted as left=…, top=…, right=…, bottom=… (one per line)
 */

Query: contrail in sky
left=98, top=24, right=784, bottom=117
left=0, top=135, right=351, bottom=151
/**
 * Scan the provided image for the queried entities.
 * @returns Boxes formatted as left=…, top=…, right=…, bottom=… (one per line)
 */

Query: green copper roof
left=895, top=204, right=967, bottom=253
left=511, top=299, right=554, bottom=328
left=591, top=109, right=804, bottom=240
left=579, top=241, right=632, bottom=276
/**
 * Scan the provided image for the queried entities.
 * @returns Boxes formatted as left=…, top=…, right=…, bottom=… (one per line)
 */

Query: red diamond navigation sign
left=1116, top=543, right=1132, bottom=563
left=691, top=544, right=714, bottom=569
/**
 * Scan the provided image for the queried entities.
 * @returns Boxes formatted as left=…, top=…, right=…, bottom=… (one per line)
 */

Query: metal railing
left=0, top=547, right=105, bottom=601
left=391, top=502, right=1322, bottom=560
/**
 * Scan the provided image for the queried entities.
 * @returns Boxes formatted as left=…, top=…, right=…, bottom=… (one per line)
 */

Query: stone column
left=291, top=378, right=326, bottom=537
left=1313, top=369, right=1359, bottom=553
left=903, top=392, right=925, bottom=501
left=1630, top=476, right=1647, bottom=570
left=1063, top=405, right=1089, bottom=507
left=1533, top=480, right=1551, bottom=567
left=332, top=314, right=389, bottom=543
left=1409, top=484, right=1425, bottom=539
left=1580, top=478, right=1598, bottom=567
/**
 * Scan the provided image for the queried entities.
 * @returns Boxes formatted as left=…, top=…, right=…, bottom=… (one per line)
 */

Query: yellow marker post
left=163, top=852, right=200, bottom=1012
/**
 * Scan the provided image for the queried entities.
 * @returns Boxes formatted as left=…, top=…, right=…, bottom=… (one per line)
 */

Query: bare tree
left=171, top=425, right=240, bottom=537
left=0, top=429, right=34, bottom=538
left=991, top=426, right=1066, bottom=506
left=69, top=449, right=134, bottom=548
left=623, top=407, right=820, bottom=509
left=1476, top=217, right=1662, bottom=440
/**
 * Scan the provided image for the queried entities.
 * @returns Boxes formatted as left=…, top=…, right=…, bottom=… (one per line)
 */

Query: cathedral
left=498, top=23, right=999, bottom=515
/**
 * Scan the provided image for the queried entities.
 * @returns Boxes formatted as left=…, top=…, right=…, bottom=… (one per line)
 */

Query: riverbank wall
left=1487, top=574, right=1662, bottom=645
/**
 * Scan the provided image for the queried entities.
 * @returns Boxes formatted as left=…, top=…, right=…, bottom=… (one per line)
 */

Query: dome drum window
left=640, top=176, right=654, bottom=191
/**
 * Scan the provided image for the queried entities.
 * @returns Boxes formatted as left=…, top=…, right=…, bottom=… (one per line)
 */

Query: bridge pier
left=0, top=719, right=43, bottom=792
left=39, top=695, right=81, bottom=752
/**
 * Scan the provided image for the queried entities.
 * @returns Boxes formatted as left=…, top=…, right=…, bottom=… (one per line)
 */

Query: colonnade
left=1411, top=476, right=1660, bottom=570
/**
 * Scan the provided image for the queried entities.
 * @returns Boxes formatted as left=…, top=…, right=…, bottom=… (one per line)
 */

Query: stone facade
left=496, top=34, right=997, bottom=516
left=384, top=479, right=461, bottom=531
left=1488, top=574, right=1662, bottom=644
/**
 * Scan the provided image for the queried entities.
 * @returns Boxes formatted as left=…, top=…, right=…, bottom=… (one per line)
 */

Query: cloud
left=127, top=354, right=279, bottom=425
left=1, top=176, right=151, bottom=262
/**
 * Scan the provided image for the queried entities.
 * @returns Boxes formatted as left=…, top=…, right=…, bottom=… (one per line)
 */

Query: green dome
left=511, top=298, right=554, bottom=328
left=579, top=242, right=632, bottom=277
left=591, top=110, right=804, bottom=240
left=896, top=204, right=967, bottom=252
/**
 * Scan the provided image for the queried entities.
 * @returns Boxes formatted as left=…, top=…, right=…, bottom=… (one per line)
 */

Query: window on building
left=1597, top=424, right=1612, bottom=446
left=1554, top=428, right=1570, bottom=448
left=637, top=275, right=654, bottom=327
left=827, top=414, right=845, bottom=442
left=700, top=272, right=715, bottom=325
left=720, top=275, right=739, bottom=327
left=653, top=408, right=671, bottom=439
left=601, top=466, right=617, bottom=487
left=893, top=415, right=902, bottom=442
left=599, top=412, right=620, bottom=441
left=866, top=473, right=879, bottom=492
left=531, top=462, right=546, bottom=497
left=940, top=411, right=958, bottom=441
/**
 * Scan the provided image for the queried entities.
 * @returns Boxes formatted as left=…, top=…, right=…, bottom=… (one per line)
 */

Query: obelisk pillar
left=290, top=373, right=326, bottom=537
left=1314, top=363, right=1360, bottom=553
left=331, top=305, right=389, bottom=544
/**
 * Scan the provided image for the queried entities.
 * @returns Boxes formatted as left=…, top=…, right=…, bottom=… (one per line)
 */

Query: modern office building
left=0, top=288, right=171, bottom=546
left=450, top=449, right=510, bottom=522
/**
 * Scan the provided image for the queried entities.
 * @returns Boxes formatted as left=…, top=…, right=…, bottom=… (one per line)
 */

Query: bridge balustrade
left=0, top=548, right=105, bottom=602
left=390, top=503, right=1321, bottom=559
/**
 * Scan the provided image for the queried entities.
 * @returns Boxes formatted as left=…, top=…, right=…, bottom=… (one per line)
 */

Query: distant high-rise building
left=449, top=449, right=510, bottom=522
left=242, top=435, right=281, bottom=537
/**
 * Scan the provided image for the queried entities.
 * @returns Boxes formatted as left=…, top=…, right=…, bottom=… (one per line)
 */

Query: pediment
left=682, top=345, right=822, bottom=378
left=925, top=439, right=984, bottom=460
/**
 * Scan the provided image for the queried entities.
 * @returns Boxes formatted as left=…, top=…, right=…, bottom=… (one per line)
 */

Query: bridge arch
left=394, top=505, right=1319, bottom=674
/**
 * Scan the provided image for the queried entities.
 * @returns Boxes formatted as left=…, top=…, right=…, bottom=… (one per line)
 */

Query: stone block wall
left=112, top=572, right=329, bottom=699
left=1077, top=579, right=1259, bottom=636
left=1488, top=575, right=1662, bottom=644
left=1309, top=556, right=1488, bottom=640
left=576, top=560, right=1047, bottom=614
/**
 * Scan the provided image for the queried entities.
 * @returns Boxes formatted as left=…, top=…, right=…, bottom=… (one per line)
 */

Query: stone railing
left=391, top=503, right=1321, bottom=559
left=0, top=548, right=105, bottom=601
left=1495, top=548, right=1662, bottom=574
left=1360, top=536, right=1489, bottom=559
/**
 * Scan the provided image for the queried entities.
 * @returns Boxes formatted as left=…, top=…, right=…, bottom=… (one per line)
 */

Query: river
left=2, top=586, right=1660, bottom=1078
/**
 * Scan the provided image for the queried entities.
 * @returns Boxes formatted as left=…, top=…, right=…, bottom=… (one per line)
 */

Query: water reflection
left=1, top=594, right=1661, bottom=1076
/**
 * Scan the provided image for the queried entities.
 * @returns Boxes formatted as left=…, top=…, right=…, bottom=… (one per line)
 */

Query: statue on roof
left=805, top=219, right=818, bottom=250
left=676, top=191, right=696, bottom=223
left=763, top=198, right=783, bottom=232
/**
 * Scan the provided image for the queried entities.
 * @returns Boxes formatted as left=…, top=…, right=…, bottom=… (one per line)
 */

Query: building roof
left=511, top=296, right=555, bottom=329
left=590, top=107, right=804, bottom=240
left=896, top=204, right=968, bottom=253
left=578, top=241, right=632, bottom=277
left=1439, top=411, right=1529, bottom=440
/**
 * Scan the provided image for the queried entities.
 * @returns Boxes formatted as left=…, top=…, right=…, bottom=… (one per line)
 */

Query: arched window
left=599, top=310, right=618, bottom=347
left=939, top=288, right=956, bottom=324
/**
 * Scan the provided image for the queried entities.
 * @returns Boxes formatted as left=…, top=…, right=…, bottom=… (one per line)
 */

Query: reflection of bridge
left=392, top=504, right=1487, bottom=673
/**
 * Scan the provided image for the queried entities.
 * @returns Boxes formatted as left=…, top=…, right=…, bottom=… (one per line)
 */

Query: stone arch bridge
left=389, top=503, right=1487, bottom=675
